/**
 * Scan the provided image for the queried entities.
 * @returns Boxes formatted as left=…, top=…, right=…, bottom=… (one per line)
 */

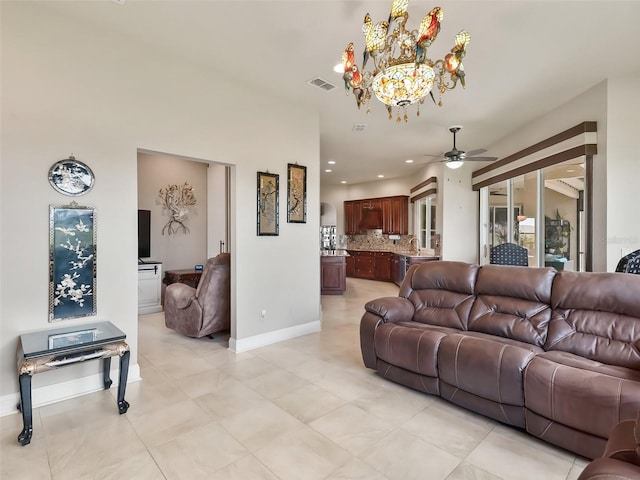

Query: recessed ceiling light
left=405, top=159, right=414, bottom=163
left=378, top=174, right=384, bottom=178
left=328, top=160, right=336, bottom=165
left=341, top=180, right=347, bottom=184
left=325, top=169, right=332, bottom=173
left=333, top=63, right=344, bottom=74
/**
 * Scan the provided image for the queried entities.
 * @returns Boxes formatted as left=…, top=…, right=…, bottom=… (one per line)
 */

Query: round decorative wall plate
left=48, top=156, right=95, bottom=196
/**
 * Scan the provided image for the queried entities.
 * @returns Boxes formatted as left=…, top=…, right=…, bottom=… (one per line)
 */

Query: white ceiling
left=42, top=0, right=640, bottom=186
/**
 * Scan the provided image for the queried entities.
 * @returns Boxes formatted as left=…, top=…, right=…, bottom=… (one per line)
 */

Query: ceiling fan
left=424, top=126, right=498, bottom=169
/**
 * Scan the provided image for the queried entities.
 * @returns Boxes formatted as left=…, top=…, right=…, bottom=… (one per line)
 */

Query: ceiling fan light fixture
left=446, top=160, right=464, bottom=169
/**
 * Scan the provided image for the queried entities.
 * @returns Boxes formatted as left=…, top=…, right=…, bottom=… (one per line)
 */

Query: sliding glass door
left=479, top=159, right=586, bottom=271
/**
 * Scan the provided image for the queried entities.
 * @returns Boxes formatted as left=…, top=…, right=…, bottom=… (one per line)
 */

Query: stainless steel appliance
left=321, top=225, right=337, bottom=250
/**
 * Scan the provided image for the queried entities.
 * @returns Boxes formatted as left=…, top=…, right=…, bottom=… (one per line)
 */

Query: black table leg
left=117, top=350, right=130, bottom=414
left=17, top=373, right=33, bottom=446
left=103, top=357, right=112, bottom=389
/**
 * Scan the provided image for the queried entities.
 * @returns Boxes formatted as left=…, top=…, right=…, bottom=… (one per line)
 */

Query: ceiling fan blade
left=464, top=156, right=498, bottom=162
left=465, top=148, right=487, bottom=157
left=423, top=153, right=445, bottom=158
left=412, top=157, right=445, bottom=166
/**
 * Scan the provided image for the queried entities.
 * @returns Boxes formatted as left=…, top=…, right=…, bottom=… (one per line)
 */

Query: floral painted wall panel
left=287, top=163, right=306, bottom=224
left=257, top=172, right=279, bottom=236
left=49, top=205, right=96, bottom=321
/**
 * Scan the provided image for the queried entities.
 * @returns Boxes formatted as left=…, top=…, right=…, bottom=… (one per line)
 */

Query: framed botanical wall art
left=49, top=203, right=97, bottom=321
left=287, top=163, right=307, bottom=223
left=257, top=171, right=279, bottom=236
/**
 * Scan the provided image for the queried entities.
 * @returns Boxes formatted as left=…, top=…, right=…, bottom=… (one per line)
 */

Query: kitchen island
left=320, top=250, right=349, bottom=295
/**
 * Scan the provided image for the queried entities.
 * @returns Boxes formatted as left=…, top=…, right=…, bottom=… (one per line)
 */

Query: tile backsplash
left=345, top=230, right=416, bottom=252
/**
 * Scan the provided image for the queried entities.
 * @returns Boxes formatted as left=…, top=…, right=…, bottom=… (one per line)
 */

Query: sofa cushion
left=438, top=332, right=541, bottom=407
left=374, top=322, right=457, bottom=377
left=399, top=261, right=479, bottom=330
left=546, top=271, right=640, bottom=368
left=524, top=352, right=640, bottom=439
left=526, top=409, right=607, bottom=460
left=376, top=359, right=440, bottom=395
left=467, top=265, right=556, bottom=347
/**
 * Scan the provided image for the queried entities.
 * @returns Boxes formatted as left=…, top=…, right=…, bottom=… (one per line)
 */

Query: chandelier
left=341, top=0, right=470, bottom=122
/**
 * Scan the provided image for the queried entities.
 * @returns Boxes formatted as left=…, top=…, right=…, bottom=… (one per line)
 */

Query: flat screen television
left=138, top=209, right=151, bottom=259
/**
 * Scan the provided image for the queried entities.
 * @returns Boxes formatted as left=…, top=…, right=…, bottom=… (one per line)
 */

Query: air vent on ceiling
left=308, top=77, right=336, bottom=92
left=353, top=123, right=367, bottom=133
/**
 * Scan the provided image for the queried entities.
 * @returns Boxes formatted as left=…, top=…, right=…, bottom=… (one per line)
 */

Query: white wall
left=0, top=2, right=320, bottom=408
left=483, top=81, right=609, bottom=270
left=346, top=177, right=413, bottom=200
left=441, top=165, right=479, bottom=263
left=137, top=152, right=208, bottom=270
left=606, top=72, right=640, bottom=270
left=319, top=185, right=348, bottom=236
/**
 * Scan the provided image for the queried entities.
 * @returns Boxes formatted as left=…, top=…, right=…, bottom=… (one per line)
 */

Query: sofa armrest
left=603, top=417, right=640, bottom=467
left=166, top=283, right=197, bottom=309
left=577, top=457, right=640, bottom=479
left=364, top=297, right=415, bottom=324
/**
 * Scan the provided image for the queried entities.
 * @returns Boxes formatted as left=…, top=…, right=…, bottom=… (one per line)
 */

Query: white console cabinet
left=138, top=262, right=163, bottom=315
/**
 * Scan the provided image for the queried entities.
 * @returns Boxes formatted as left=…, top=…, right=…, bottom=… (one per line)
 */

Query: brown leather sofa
left=360, top=261, right=640, bottom=459
left=578, top=412, right=640, bottom=479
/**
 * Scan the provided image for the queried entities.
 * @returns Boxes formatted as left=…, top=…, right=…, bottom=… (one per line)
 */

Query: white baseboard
left=0, top=364, right=141, bottom=417
left=138, top=305, right=163, bottom=315
left=230, top=320, right=321, bottom=353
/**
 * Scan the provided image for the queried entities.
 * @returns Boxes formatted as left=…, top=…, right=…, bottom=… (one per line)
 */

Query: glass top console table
left=16, top=321, right=130, bottom=446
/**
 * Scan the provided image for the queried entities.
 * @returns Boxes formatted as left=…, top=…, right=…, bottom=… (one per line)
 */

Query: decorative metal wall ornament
left=48, top=155, right=95, bottom=196
left=287, top=163, right=307, bottom=223
left=158, top=182, right=197, bottom=235
left=49, top=203, right=97, bottom=322
left=257, top=171, right=279, bottom=236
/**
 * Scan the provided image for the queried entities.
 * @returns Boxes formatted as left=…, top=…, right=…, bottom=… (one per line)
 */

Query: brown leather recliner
left=578, top=412, right=640, bottom=479
left=164, top=253, right=230, bottom=338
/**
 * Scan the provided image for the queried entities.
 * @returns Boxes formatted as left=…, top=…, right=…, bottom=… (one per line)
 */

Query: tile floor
left=1, top=278, right=588, bottom=479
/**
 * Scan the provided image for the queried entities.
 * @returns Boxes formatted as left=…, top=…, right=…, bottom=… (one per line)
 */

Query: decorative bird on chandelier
left=388, top=0, right=409, bottom=24
left=362, top=13, right=388, bottom=69
left=416, top=7, right=443, bottom=65
left=341, top=42, right=355, bottom=93
left=444, top=30, right=471, bottom=87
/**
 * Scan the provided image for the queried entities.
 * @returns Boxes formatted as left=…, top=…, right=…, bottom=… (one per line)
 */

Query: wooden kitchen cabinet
left=354, top=251, right=376, bottom=280
left=344, top=200, right=363, bottom=234
left=320, top=255, right=346, bottom=295
left=345, top=254, right=355, bottom=277
left=381, top=198, right=392, bottom=233
left=344, top=196, right=408, bottom=235
left=389, top=196, right=408, bottom=234
left=347, top=250, right=437, bottom=284
left=374, top=252, right=393, bottom=282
